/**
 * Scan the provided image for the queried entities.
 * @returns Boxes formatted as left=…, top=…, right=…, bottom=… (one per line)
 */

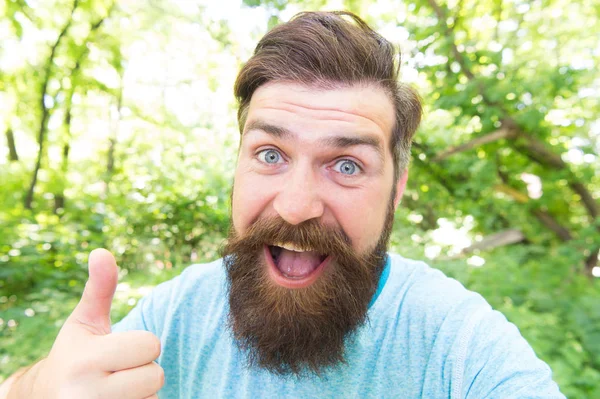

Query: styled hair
left=234, top=11, right=422, bottom=179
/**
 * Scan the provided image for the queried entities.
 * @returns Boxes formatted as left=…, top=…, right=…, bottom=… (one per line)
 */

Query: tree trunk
left=104, top=69, right=123, bottom=197
left=6, top=128, right=19, bottom=162
left=24, top=0, right=79, bottom=210
left=54, top=88, right=74, bottom=214
left=52, top=9, right=111, bottom=213
left=53, top=138, right=70, bottom=213
left=24, top=95, right=51, bottom=210
left=585, top=249, right=599, bottom=275
left=5, top=128, right=19, bottom=162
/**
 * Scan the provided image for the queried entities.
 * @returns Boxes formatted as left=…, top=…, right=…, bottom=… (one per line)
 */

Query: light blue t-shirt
left=112, top=254, right=564, bottom=398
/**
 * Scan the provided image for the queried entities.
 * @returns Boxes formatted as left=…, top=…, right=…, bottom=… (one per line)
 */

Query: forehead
left=245, top=82, right=395, bottom=144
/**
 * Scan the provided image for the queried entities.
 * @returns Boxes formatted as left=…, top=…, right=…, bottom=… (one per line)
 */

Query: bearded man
left=2, top=11, right=565, bottom=399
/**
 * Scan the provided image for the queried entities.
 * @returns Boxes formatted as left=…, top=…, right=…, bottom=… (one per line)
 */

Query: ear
left=393, top=169, right=409, bottom=210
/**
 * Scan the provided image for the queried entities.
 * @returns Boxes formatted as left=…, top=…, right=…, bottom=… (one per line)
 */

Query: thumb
left=69, top=248, right=118, bottom=335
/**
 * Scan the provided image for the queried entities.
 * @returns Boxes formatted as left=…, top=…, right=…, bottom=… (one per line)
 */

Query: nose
left=273, top=164, right=324, bottom=225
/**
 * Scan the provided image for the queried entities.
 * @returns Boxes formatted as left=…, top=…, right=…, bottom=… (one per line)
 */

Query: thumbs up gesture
left=21, top=249, right=164, bottom=399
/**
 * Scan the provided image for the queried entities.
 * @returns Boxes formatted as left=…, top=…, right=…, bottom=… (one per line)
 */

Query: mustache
left=224, top=216, right=354, bottom=259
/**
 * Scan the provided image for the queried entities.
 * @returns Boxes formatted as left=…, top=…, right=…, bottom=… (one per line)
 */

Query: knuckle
left=144, top=363, right=165, bottom=392
left=131, top=330, right=162, bottom=359
left=156, top=364, right=165, bottom=389
left=146, top=334, right=162, bottom=359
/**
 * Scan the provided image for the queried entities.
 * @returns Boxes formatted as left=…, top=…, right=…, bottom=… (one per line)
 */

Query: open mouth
left=264, top=243, right=330, bottom=288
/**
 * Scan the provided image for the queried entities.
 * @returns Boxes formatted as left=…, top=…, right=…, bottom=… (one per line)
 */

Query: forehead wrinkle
left=250, top=104, right=391, bottom=149
left=250, top=81, right=396, bottom=139
left=255, top=106, right=378, bottom=128
left=276, top=100, right=389, bottom=131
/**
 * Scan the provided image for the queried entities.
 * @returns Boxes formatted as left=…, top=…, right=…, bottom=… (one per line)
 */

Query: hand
left=30, top=249, right=164, bottom=399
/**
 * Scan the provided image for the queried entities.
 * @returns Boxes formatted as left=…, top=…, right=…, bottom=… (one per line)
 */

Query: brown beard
left=221, top=200, right=395, bottom=376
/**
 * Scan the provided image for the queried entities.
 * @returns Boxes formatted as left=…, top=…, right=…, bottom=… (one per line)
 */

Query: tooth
left=274, top=242, right=311, bottom=252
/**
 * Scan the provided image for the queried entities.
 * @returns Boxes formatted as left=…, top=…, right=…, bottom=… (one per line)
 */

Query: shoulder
left=371, top=254, right=489, bottom=361
left=379, top=254, right=564, bottom=398
left=380, top=253, right=487, bottom=319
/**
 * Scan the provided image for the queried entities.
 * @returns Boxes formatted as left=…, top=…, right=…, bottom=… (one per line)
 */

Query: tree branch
left=514, top=136, right=599, bottom=219
left=494, top=183, right=573, bottom=241
left=433, top=127, right=517, bottom=161
left=461, top=229, right=525, bottom=254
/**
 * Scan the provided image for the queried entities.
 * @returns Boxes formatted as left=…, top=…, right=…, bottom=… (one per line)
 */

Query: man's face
left=232, top=81, right=398, bottom=261
left=223, top=82, right=403, bottom=375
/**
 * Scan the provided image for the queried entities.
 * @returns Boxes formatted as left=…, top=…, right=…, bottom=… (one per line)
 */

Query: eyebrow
left=244, top=120, right=385, bottom=161
left=244, top=120, right=293, bottom=138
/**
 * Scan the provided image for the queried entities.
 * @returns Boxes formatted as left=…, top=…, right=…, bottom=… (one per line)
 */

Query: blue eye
left=258, top=149, right=282, bottom=164
left=333, top=160, right=359, bottom=175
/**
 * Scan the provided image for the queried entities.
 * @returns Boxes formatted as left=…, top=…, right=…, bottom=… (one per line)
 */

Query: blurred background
left=0, top=0, right=598, bottom=396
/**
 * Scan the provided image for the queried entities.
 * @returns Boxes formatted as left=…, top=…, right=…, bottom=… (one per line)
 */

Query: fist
left=35, top=249, right=164, bottom=399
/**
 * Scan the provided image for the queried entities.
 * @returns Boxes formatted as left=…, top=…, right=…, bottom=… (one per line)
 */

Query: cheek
left=232, top=171, right=274, bottom=234
left=327, top=187, right=390, bottom=252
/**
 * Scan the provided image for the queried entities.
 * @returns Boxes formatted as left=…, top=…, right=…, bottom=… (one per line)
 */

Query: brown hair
left=234, top=11, right=422, bottom=180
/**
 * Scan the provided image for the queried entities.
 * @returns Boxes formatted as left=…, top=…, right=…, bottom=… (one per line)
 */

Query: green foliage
left=1, top=0, right=599, bottom=397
